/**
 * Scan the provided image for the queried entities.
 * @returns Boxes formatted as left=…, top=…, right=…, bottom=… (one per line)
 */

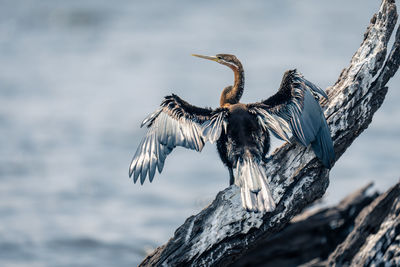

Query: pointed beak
left=192, top=54, right=219, bottom=62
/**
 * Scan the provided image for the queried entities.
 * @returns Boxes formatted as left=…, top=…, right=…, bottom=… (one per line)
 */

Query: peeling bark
left=140, top=1, right=400, bottom=266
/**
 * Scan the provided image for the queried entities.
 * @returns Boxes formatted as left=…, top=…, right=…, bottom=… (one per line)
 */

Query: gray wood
left=324, top=182, right=400, bottom=267
left=232, top=181, right=400, bottom=267
left=232, top=183, right=378, bottom=267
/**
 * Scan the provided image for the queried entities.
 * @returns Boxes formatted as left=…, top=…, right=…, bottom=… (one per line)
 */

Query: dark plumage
left=129, top=54, right=335, bottom=212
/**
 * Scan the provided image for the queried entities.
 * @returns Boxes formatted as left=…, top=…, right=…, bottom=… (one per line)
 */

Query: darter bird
left=129, top=54, right=335, bottom=212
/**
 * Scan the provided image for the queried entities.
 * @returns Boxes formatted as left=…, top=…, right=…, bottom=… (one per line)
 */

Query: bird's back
left=228, top=104, right=253, bottom=142
left=224, top=103, right=265, bottom=159
left=220, top=103, right=275, bottom=212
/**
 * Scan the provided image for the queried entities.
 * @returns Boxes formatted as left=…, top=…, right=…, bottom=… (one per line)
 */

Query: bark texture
left=232, top=183, right=377, bottom=266
left=323, top=181, right=400, bottom=267
left=140, top=0, right=400, bottom=266
left=233, top=181, right=400, bottom=267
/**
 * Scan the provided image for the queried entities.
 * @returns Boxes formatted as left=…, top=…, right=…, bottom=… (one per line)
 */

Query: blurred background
left=1, top=0, right=399, bottom=266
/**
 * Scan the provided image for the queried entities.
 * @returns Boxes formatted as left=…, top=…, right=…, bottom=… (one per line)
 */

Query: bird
left=129, top=53, right=335, bottom=212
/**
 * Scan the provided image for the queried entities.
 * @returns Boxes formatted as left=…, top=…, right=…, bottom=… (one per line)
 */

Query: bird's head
left=192, top=53, right=244, bottom=107
left=192, top=53, right=242, bottom=70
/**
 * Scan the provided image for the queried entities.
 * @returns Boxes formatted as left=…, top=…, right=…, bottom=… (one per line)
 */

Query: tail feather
left=235, top=157, right=276, bottom=212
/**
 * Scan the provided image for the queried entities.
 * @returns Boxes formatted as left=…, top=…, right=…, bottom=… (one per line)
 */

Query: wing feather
left=201, top=111, right=228, bottom=144
left=248, top=69, right=335, bottom=168
left=129, top=94, right=227, bottom=183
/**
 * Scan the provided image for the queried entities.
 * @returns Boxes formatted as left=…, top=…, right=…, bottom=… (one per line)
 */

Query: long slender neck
left=220, top=62, right=245, bottom=107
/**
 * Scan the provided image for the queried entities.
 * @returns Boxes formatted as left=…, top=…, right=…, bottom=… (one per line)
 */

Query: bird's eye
left=217, top=56, right=222, bottom=60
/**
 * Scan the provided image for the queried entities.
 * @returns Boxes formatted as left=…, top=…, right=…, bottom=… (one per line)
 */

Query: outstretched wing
left=248, top=69, right=335, bottom=168
left=129, top=94, right=227, bottom=184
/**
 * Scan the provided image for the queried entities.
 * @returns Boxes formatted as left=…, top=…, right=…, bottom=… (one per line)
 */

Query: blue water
left=0, top=0, right=399, bottom=266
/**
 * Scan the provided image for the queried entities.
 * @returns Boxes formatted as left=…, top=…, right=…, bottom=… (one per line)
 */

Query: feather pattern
left=249, top=106, right=291, bottom=142
left=248, top=69, right=335, bottom=168
left=234, top=156, right=275, bottom=212
left=129, top=94, right=227, bottom=184
left=201, top=111, right=228, bottom=144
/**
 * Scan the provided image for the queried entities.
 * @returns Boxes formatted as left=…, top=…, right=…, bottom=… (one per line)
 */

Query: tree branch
left=325, top=181, right=400, bottom=266
left=233, top=181, right=400, bottom=266
left=140, top=0, right=400, bottom=266
left=232, top=183, right=378, bottom=266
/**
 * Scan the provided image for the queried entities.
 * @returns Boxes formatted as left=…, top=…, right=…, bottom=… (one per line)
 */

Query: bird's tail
left=234, top=155, right=275, bottom=212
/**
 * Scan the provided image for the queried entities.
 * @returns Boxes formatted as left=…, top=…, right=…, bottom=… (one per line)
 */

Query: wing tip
left=140, top=169, right=148, bottom=185
left=311, top=124, right=335, bottom=169
left=322, top=150, right=336, bottom=169
left=133, top=170, right=140, bottom=184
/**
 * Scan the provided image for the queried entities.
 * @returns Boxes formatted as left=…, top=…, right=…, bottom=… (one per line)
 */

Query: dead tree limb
left=233, top=181, right=400, bottom=267
left=232, top=183, right=378, bottom=267
left=140, top=0, right=400, bottom=266
left=324, top=181, right=400, bottom=267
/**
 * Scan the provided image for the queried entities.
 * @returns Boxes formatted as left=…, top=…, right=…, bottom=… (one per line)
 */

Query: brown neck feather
left=219, top=62, right=245, bottom=107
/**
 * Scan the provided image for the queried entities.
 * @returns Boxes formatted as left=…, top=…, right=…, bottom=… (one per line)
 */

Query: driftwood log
left=233, top=181, right=400, bottom=267
left=323, top=181, right=400, bottom=267
left=140, top=0, right=400, bottom=266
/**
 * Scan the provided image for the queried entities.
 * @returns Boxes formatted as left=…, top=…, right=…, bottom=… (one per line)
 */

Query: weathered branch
left=233, top=181, right=400, bottom=267
left=324, top=181, right=400, bottom=266
left=232, top=183, right=378, bottom=267
left=140, top=0, right=400, bottom=266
